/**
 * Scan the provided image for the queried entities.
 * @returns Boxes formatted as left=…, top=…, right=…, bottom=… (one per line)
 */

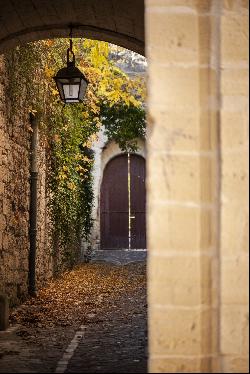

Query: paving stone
left=90, top=250, right=147, bottom=265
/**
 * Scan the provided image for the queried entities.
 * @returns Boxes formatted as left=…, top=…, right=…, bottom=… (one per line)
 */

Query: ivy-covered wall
left=0, top=55, right=53, bottom=306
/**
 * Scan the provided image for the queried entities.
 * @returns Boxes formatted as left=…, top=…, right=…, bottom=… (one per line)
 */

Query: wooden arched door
left=100, top=154, right=146, bottom=250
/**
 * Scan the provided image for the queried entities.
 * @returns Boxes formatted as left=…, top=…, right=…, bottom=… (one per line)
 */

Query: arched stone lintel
left=101, top=138, right=146, bottom=176
left=0, top=24, right=145, bottom=56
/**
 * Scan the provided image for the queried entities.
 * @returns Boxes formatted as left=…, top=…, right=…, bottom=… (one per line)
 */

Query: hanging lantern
left=54, top=31, right=89, bottom=103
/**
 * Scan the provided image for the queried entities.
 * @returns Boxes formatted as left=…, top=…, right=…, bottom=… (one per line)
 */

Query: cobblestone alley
left=0, top=262, right=147, bottom=373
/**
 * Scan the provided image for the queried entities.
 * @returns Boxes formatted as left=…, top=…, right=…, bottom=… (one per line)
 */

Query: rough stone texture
left=0, top=55, right=53, bottom=306
left=0, top=55, right=31, bottom=306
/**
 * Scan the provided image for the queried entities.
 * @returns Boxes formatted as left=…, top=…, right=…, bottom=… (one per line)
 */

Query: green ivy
left=101, top=103, right=146, bottom=152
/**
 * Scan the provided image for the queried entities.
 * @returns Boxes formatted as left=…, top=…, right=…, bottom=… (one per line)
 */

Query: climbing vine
left=4, top=38, right=146, bottom=268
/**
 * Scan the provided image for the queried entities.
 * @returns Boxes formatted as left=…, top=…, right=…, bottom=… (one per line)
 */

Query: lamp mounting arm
left=67, top=25, right=75, bottom=66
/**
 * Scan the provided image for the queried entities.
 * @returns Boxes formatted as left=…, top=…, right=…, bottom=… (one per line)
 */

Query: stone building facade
left=0, top=0, right=249, bottom=373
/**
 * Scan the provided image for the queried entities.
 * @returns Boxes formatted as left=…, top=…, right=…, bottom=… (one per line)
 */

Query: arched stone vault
left=0, top=0, right=145, bottom=55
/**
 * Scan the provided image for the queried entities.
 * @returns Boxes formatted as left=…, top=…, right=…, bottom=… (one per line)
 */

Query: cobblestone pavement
left=89, top=250, right=147, bottom=265
left=66, top=295, right=147, bottom=373
left=0, top=262, right=147, bottom=373
left=0, top=322, right=78, bottom=372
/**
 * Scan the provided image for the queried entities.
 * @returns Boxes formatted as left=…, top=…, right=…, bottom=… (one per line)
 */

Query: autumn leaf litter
left=10, top=263, right=147, bottom=330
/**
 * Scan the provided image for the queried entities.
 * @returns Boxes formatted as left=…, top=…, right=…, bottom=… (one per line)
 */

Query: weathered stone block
left=221, top=256, right=249, bottom=305
left=148, top=153, right=201, bottom=203
left=222, top=357, right=249, bottom=374
left=148, top=255, right=212, bottom=306
left=147, top=203, right=203, bottom=252
left=221, top=203, right=249, bottom=254
left=221, top=13, right=249, bottom=64
left=221, top=151, right=248, bottom=203
left=148, top=65, right=200, bottom=109
left=150, top=307, right=213, bottom=356
left=221, top=111, right=249, bottom=149
left=146, top=12, right=199, bottom=64
left=149, top=357, right=204, bottom=374
left=221, top=306, right=244, bottom=355
left=147, top=108, right=200, bottom=151
left=221, top=68, right=249, bottom=96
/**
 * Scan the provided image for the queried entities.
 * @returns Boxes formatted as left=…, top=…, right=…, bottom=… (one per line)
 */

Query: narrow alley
left=0, top=262, right=147, bottom=373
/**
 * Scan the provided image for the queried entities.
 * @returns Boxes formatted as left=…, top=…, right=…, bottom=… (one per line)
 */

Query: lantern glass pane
left=56, top=81, right=65, bottom=101
left=63, top=84, right=80, bottom=100
left=79, top=79, right=88, bottom=101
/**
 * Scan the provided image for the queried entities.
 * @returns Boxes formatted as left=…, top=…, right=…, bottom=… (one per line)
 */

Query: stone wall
left=0, top=55, right=30, bottom=305
left=146, top=0, right=249, bottom=373
left=0, top=55, right=53, bottom=306
left=220, top=1, right=249, bottom=372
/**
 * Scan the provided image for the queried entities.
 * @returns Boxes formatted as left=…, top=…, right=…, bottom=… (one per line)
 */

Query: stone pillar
left=146, top=0, right=221, bottom=372
left=146, top=0, right=249, bottom=372
left=0, top=294, right=9, bottom=331
left=219, top=1, right=249, bottom=372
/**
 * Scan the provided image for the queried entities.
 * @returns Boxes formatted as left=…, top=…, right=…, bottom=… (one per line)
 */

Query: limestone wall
left=220, top=1, right=249, bottom=372
left=0, top=55, right=53, bottom=306
left=146, top=0, right=249, bottom=372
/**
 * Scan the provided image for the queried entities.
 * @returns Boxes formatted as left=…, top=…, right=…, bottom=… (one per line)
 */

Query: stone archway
left=0, top=0, right=145, bottom=55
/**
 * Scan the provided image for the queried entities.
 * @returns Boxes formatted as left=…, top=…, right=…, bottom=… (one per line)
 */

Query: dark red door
left=130, top=155, right=146, bottom=249
left=100, top=154, right=146, bottom=250
left=101, top=155, right=129, bottom=249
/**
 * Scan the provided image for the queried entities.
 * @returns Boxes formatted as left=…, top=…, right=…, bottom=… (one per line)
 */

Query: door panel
left=101, top=155, right=129, bottom=249
left=130, top=155, right=146, bottom=249
left=100, top=154, right=146, bottom=250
